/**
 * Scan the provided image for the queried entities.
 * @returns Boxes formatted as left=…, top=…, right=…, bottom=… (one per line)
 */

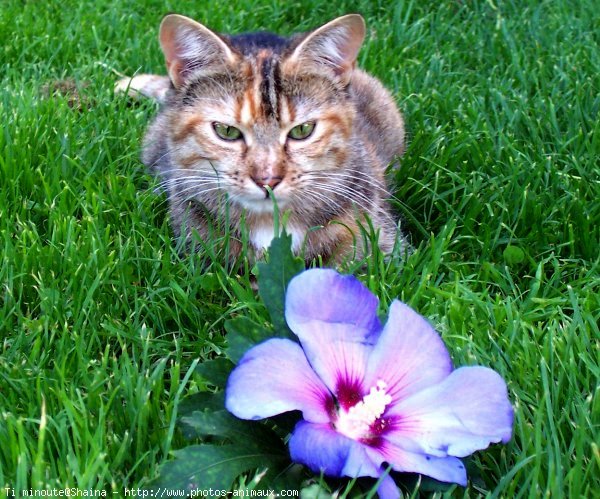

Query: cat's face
left=160, top=15, right=365, bottom=216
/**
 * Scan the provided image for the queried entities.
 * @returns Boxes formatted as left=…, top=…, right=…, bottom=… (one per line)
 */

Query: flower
left=225, top=269, right=513, bottom=498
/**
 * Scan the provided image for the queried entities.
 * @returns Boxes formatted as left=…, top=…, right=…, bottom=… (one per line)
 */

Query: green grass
left=1, top=0, right=598, bottom=496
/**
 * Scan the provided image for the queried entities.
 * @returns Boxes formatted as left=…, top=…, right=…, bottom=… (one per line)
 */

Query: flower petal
left=366, top=443, right=467, bottom=486
left=374, top=473, right=401, bottom=499
left=285, top=268, right=381, bottom=343
left=298, top=326, right=373, bottom=404
left=386, top=366, right=514, bottom=457
left=289, top=421, right=380, bottom=478
left=285, top=269, right=380, bottom=395
left=363, top=301, right=453, bottom=402
left=225, top=338, right=331, bottom=424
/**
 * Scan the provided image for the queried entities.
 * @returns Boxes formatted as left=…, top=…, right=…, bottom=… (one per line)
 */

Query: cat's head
left=157, top=14, right=366, bottom=215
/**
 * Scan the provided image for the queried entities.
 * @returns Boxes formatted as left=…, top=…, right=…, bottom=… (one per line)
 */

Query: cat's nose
left=252, top=176, right=283, bottom=190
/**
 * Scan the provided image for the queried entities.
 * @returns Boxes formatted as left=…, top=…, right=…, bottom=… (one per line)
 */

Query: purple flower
left=225, top=269, right=513, bottom=498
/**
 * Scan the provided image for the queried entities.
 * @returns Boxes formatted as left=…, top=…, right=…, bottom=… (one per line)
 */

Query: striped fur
left=119, top=14, right=407, bottom=264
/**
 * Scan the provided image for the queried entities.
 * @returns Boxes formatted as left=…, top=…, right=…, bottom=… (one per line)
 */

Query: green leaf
left=179, top=391, right=225, bottom=419
left=145, top=443, right=288, bottom=495
left=178, top=409, right=286, bottom=452
left=194, top=356, right=235, bottom=387
left=256, top=231, right=304, bottom=337
left=225, top=316, right=275, bottom=363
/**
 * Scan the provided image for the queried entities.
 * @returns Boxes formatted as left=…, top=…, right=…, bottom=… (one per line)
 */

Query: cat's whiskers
left=304, top=171, right=388, bottom=195
left=154, top=177, right=223, bottom=195
left=157, top=171, right=223, bottom=183
left=304, top=172, right=390, bottom=207
left=173, top=185, right=226, bottom=203
left=309, top=186, right=373, bottom=216
left=165, top=177, right=223, bottom=191
left=155, top=170, right=220, bottom=181
left=296, top=188, right=343, bottom=216
left=305, top=179, right=379, bottom=209
left=311, top=170, right=388, bottom=189
left=307, top=181, right=394, bottom=223
left=155, top=176, right=226, bottom=202
left=305, top=179, right=385, bottom=207
left=304, top=170, right=404, bottom=209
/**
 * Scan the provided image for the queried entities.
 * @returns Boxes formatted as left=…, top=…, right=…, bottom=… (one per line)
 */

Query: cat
left=116, top=13, right=407, bottom=264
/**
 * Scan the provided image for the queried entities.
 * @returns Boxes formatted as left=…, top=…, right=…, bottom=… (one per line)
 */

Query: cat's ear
left=159, top=14, right=238, bottom=87
left=286, top=14, right=366, bottom=83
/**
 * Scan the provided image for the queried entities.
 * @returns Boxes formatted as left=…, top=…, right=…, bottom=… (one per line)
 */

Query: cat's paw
left=114, top=74, right=172, bottom=103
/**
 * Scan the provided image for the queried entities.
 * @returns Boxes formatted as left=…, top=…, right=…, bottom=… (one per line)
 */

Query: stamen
left=334, top=380, right=392, bottom=440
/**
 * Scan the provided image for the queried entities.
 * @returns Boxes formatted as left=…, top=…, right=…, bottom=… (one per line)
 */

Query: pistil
left=334, top=380, right=392, bottom=440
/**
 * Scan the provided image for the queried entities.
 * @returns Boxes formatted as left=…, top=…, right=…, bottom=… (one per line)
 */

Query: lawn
left=0, top=0, right=598, bottom=497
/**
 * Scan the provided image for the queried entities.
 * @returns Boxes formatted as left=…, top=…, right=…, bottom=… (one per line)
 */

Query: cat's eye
left=288, top=121, right=316, bottom=140
left=213, top=122, right=243, bottom=141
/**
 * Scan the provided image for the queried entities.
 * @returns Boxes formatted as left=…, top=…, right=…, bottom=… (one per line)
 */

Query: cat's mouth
left=263, top=187, right=277, bottom=200
left=235, top=186, right=289, bottom=214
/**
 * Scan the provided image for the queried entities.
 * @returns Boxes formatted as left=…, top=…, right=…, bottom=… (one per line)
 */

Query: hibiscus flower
left=225, top=269, right=513, bottom=498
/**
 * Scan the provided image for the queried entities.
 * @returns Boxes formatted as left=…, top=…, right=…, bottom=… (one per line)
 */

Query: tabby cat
left=117, top=14, right=407, bottom=264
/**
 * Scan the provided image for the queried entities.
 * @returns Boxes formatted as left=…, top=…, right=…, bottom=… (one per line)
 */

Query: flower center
left=334, top=380, right=392, bottom=441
